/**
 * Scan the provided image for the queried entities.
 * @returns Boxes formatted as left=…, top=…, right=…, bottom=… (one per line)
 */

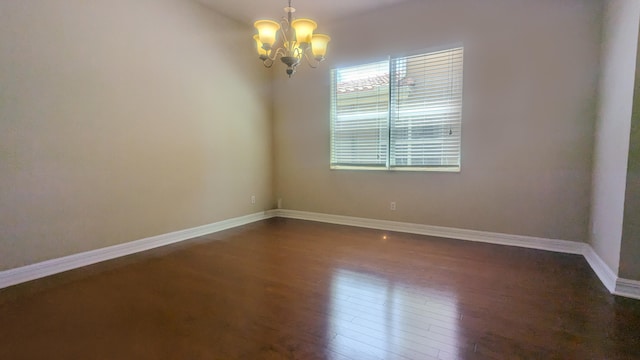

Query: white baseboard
left=615, top=278, right=640, bottom=300
left=0, top=211, right=274, bottom=289
left=274, top=209, right=585, bottom=254
left=2, top=208, right=638, bottom=302
left=274, top=209, right=640, bottom=301
left=583, top=245, right=617, bottom=293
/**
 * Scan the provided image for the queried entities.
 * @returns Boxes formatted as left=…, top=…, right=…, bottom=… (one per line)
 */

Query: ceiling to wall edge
left=195, top=0, right=418, bottom=27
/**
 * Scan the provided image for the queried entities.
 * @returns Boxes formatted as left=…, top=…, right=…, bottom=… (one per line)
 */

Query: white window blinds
left=330, top=60, right=389, bottom=168
left=330, top=47, right=463, bottom=171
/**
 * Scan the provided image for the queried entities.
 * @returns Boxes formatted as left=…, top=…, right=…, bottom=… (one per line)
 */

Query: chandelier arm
left=262, top=47, right=286, bottom=62
left=265, top=51, right=278, bottom=62
left=279, top=18, right=291, bottom=46
left=303, top=51, right=320, bottom=69
left=273, top=47, right=287, bottom=59
left=262, top=58, right=274, bottom=68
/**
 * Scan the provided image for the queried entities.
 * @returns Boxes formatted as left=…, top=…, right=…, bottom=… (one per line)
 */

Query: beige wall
left=5, top=0, right=638, bottom=281
left=0, top=0, right=273, bottom=270
left=273, top=0, right=601, bottom=242
left=620, top=26, right=640, bottom=280
left=590, top=0, right=640, bottom=274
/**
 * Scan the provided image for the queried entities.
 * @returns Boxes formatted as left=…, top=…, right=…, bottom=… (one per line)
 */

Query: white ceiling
left=198, top=0, right=414, bottom=25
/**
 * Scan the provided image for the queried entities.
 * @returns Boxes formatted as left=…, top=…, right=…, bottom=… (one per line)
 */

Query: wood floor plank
left=1, top=218, right=640, bottom=359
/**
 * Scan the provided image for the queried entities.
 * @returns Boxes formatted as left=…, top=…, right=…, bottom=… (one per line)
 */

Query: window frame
left=330, top=45, right=464, bottom=172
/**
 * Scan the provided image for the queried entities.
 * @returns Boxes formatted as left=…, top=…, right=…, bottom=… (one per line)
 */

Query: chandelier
left=253, top=0, right=331, bottom=78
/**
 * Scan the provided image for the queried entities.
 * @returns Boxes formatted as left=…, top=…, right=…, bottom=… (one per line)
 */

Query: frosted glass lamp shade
left=253, top=35, right=268, bottom=57
left=311, top=34, right=331, bottom=60
left=254, top=20, right=280, bottom=49
left=291, top=19, right=317, bottom=45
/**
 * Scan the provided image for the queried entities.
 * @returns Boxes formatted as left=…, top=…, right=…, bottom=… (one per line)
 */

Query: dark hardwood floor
left=1, top=218, right=639, bottom=359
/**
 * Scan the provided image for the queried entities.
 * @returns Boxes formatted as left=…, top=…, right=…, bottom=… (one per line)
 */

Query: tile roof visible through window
left=337, top=74, right=415, bottom=93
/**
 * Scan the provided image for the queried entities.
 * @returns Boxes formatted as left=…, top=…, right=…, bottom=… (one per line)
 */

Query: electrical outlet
left=390, top=201, right=396, bottom=211
left=251, top=195, right=256, bottom=204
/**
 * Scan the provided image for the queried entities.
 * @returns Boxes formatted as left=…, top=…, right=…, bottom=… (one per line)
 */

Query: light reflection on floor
left=327, top=269, right=460, bottom=360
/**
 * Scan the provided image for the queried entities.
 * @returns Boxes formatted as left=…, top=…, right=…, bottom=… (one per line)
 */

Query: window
left=330, top=47, right=463, bottom=171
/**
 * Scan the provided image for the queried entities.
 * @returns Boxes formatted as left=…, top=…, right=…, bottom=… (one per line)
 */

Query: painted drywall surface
left=273, top=0, right=601, bottom=242
left=0, top=0, right=272, bottom=270
left=620, top=23, right=640, bottom=280
left=590, top=0, right=640, bottom=274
